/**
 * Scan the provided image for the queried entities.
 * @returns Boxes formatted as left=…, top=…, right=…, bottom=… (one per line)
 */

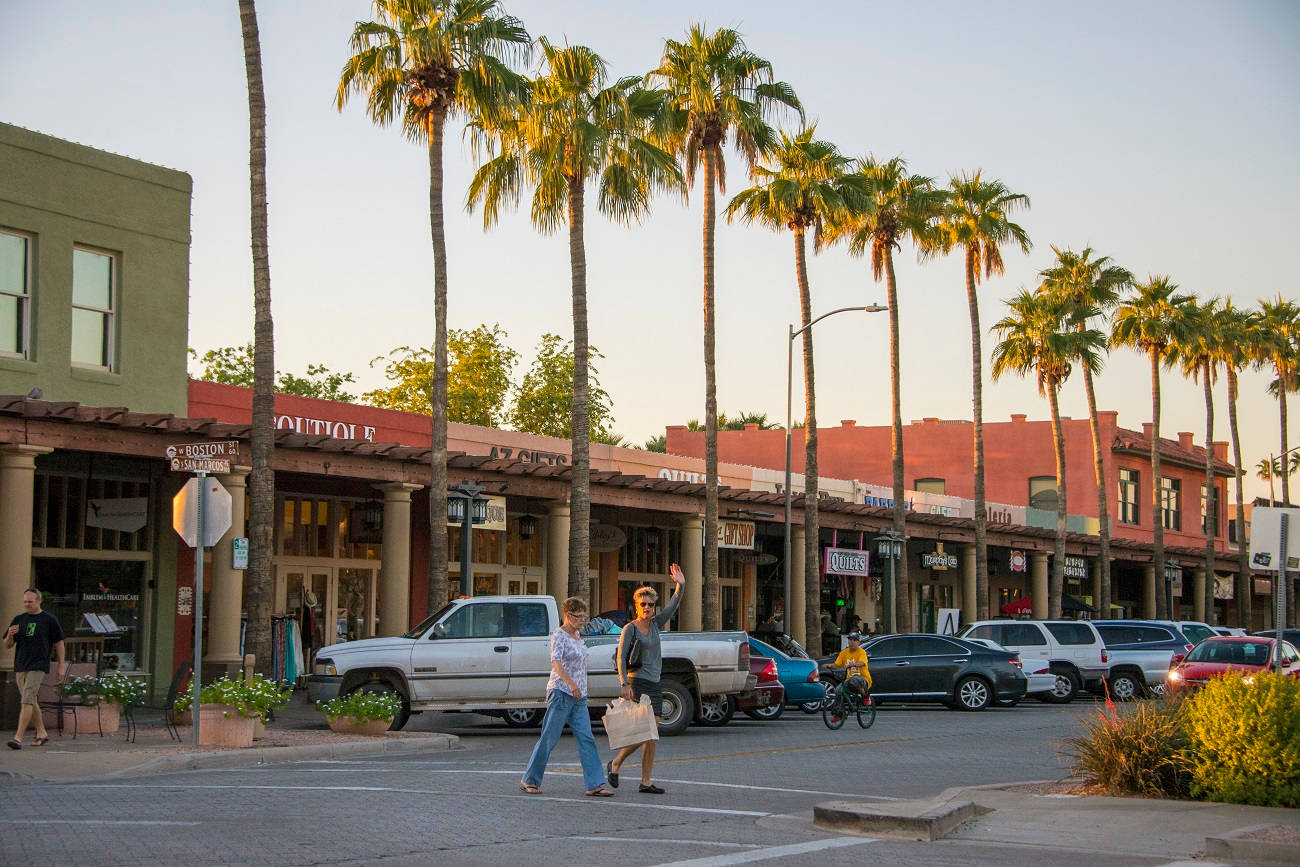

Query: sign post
left=1248, top=506, right=1299, bottom=667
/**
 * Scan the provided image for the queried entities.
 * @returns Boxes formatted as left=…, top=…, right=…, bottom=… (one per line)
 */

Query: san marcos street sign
left=166, top=440, right=240, bottom=474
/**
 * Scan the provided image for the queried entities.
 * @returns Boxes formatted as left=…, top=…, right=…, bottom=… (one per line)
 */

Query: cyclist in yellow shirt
left=830, top=633, right=871, bottom=721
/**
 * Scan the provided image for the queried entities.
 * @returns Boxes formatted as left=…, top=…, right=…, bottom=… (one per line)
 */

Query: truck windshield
left=403, top=603, right=457, bottom=639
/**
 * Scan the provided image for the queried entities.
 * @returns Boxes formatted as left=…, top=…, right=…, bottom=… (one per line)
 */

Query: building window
left=1160, top=477, right=1181, bottom=531
left=914, top=478, right=946, bottom=495
left=0, top=230, right=31, bottom=359
left=71, top=247, right=116, bottom=369
left=1028, top=476, right=1057, bottom=511
left=1201, top=484, right=1220, bottom=536
left=1118, top=468, right=1139, bottom=524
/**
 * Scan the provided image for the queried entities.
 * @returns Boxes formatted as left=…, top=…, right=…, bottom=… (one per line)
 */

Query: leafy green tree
left=726, top=125, right=853, bottom=650
left=649, top=24, right=801, bottom=628
left=1112, top=276, right=1196, bottom=619
left=1038, top=246, right=1132, bottom=617
left=924, top=172, right=1031, bottom=621
left=993, top=290, right=1105, bottom=618
left=190, top=345, right=357, bottom=402
left=364, top=324, right=519, bottom=426
left=337, top=0, right=531, bottom=613
left=467, top=38, right=681, bottom=598
left=509, top=333, right=614, bottom=441
left=721, top=411, right=779, bottom=430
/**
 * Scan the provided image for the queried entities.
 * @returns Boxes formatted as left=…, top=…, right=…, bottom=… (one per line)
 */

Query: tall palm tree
left=1111, top=276, right=1196, bottom=619
left=725, top=126, right=852, bottom=650
left=993, top=290, right=1104, bottom=618
left=1170, top=297, right=1222, bottom=624
left=648, top=26, right=801, bottom=628
left=822, top=156, right=943, bottom=631
left=238, top=0, right=275, bottom=671
left=1038, top=247, right=1131, bottom=618
left=1216, top=301, right=1260, bottom=626
left=924, top=172, right=1031, bottom=620
left=337, top=0, right=530, bottom=612
left=467, top=38, right=683, bottom=600
left=1257, top=296, right=1300, bottom=506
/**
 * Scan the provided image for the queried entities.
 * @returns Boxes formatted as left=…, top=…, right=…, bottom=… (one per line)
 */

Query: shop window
left=337, top=501, right=381, bottom=560
left=506, top=515, right=543, bottom=567
left=280, top=496, right=332, bottom=557
left=0, top=229, right=31, bottom=359
left=71, top=246, right=117, bottom=369
left=1028, top=476, right=1057, bottom=511
left=618, top=526, right=681, bottom=576
left=1160, top=477, right=1181, bottom=531
left=1118, top=468, right=1139, bottom=524
left=1200, top=484, right=1219, bottom=535
left=32, top=473, right=151, bottom=552
left=33, top=558, right=145, bottom=670
left=449, top=526, right=503, bottom=566
left=914, top=478, right=946, bottom=495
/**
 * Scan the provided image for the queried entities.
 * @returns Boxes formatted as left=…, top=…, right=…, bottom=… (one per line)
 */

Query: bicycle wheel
left=856, top=698, right=876, bottom=729
left=821, top=702, right=846, bottom=730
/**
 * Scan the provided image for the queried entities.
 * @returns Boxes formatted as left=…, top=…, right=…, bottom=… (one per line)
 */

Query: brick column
left=205, top=466, right=250, bottom=670
left=378, top=482, right=423, bottom=636
left=1031, top=552, right=1049, bottom=619
left=678, top=514, right=703, bottom=631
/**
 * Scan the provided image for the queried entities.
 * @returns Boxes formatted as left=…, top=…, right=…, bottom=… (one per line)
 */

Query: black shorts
left=631, top=678, right=663, bottom=717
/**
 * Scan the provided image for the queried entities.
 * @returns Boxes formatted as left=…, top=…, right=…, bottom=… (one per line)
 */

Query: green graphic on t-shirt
left=25, top=622, right=36, bottom=637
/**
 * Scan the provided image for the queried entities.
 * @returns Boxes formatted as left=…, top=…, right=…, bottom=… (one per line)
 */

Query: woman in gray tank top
left=605, top=563, right=685, bottom=795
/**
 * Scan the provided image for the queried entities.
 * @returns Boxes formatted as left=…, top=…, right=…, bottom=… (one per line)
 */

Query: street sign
left=166, top=440, right=240, bottom=474
left=232, top=537, right=249, bottom=570
left=172, top=477, right=233, bottom=548
left=1249, top=507, right=1300, bottom=572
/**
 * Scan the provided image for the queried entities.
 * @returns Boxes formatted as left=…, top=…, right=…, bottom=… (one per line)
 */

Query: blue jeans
left=521, top=690, right=605, bottom=790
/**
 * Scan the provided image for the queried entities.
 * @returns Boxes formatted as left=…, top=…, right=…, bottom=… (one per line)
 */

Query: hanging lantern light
left=518, top=514, right=538, bottom=540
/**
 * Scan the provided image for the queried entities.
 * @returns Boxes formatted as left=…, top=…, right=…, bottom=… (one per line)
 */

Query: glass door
left=336, top=568, right=377, bottom=642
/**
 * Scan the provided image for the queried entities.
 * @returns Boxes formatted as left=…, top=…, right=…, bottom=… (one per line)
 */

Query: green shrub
left=58, top=673, right=147, bottom=707
left=173, top=674, right=291, bottom=719
left=317, top=690, right=401, bottom=723
left=1182, top=672, right=1300, bottom=808
left=1064, top=696, right=1191, bottom=797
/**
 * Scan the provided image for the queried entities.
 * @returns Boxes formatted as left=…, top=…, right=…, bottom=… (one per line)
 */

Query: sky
left=2, top=1, right=1298, bottom=501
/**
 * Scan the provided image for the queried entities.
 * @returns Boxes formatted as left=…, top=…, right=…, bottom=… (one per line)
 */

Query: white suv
left=957, top=620, right=1109, bottom=702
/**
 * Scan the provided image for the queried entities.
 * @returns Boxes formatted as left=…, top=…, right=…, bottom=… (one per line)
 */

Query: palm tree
left=1170, top=298, right=1222, bottom=624
left=649, top=26, right=801, bottom=629
left=467, top=38, right=683, bottom=600
left=238, top=0, right=275, bottom=671
left=1111, top=276, right=1196, bottom=619
left=1217, top=302, right=1260, bottom=625
left=1038, top=247, right=1131, bottom=618
left=822, top=156, right=943, bottom=631
left=1257, top=296, right=1300, bottom=506
left=993, top=290, right=1104, bottom=618
left=337, top=0, right=530, bottom=612
left=924, top=172, right=1031, bottom=620
left=725, top=126, right=852, bottom=650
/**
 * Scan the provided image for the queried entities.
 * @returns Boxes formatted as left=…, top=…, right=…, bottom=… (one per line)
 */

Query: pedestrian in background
left=606, top=563, right=685, bottom=794
left=519, top=596, right=614, bottom=797
left=6, top=588, right=67, bottom=749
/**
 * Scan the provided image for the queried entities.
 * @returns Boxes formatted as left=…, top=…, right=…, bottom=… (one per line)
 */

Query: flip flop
left=519, top=782, right=542, bottom=794
left=31, top=737, right=48, bottom=747
left=6, top=739, right=20, bottom=750
left=585, top=787, right=615, bottom=797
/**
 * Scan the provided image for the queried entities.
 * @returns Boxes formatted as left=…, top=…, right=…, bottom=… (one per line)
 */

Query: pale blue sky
left=2, top=1, right=1297, bottom=499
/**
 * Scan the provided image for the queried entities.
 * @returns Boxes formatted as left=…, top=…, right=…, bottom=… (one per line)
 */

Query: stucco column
left=1143, top=564, right=1157, bottom=619
left=205, top=466, right=250, bottom=667
left=545, top=501, right=570, bottom=601
left=0, top=446, right=52, bottom=670
left=678, top=514, right=704, bottom=631
left=1192, top=568, right=1206, bottom=623
left=1090, top=559, right=1103, bottom=615
left=790, top=525, right=807, bottom=648
left=1031, top=552, right=1049, bottom=619
left=961, top=544, right=977, bottom=628
left=377, top=482, right=423, bottom=636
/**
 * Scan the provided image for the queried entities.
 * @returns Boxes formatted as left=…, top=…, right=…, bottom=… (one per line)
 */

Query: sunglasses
left=638, top=601, right=657, bottom=608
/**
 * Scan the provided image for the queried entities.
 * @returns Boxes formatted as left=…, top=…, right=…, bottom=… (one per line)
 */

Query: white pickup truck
left=306, top=595, right=755, bottom=735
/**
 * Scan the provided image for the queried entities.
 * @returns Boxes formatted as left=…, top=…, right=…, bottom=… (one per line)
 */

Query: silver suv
left=957, top=620, right=1109, bottom=702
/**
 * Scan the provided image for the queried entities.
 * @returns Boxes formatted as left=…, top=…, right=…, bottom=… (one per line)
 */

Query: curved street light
left=783, top=304, right=888, bottom=642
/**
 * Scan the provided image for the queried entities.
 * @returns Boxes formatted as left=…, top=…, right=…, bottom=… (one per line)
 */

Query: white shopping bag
left=602, top=695, right=659, bottom=750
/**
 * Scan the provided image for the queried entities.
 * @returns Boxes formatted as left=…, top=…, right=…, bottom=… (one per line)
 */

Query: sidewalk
left=0, top=693, right=458, bottom=784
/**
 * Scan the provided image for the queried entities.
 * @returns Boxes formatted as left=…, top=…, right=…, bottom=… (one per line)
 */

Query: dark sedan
left=830, top=634, right=1028, bottom=711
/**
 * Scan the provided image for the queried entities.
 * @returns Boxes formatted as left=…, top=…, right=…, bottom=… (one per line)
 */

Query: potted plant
left=193, top=675, right=260, bottom=748
left=242, top=674, right=292, bottom=740
left=55, top=673, right=144, bottom=735
left=317, top=690, right=400, bottom=736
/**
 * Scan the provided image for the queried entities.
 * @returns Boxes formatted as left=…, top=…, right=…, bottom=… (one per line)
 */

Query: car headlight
left=315, top=658, right=337, bottom=676
left=1167, top=670, right=1181, bottom=682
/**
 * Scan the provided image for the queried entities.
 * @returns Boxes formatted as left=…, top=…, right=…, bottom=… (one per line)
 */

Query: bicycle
left=822, top=683, right=875, bottom=729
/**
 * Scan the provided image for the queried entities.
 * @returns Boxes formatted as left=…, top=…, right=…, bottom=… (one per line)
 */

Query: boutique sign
left=825, top=547, right=870, bottom=576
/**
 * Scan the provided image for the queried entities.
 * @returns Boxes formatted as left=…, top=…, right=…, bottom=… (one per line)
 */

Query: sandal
left=32, top=737, right=48, bottom=747
left=606, top=760, right=618, bottom=788
left=519, top=782, right=542, bottom=795
left=6, top=739, right=20, bottom=750
left=585, top=787, right=616, bottom=797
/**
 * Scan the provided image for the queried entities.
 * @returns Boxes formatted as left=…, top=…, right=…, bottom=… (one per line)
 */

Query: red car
left=1166, top=636, right=1300, bottom=690
left=695, top=655, right=783, bottom=726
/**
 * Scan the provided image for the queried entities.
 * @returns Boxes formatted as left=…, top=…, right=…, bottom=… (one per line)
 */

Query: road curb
left=813, top=797, right=989, bottom=841
left=1205, top=825, right=1300, bottom=863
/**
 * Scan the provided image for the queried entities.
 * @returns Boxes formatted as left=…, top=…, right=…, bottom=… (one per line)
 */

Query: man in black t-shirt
left=5, top=588, right=67, bottom=749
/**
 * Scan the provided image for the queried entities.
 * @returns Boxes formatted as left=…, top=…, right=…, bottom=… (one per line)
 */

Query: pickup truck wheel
left=657, top=680, right=694, bottom=736
left=502, top=708, right=545, bottom=728
left=694, top=694, right=733, bottom=727
left=349, top=682, right=410, bottom=731
left=1108, top=672, right=1142, bottom=702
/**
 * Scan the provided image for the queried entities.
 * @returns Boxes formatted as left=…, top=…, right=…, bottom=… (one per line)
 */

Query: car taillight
left=738, top=642, right=750, bottom=668
left=807, top=668, right=819, bottom=683
left=761, top=662, right=778, bottom=682
left=1009, top=657, right=1023, bottom=669
left=1101, top=650, right=1108, bottom=664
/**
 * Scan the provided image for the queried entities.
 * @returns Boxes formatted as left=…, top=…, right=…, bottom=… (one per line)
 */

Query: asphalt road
left=0, top=698, right=1185, bottom=866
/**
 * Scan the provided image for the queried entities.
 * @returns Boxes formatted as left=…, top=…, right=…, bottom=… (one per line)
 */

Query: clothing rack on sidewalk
left=269, top=613, right=304, bottom=687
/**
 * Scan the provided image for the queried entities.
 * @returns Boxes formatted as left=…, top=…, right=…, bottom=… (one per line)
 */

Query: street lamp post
left=875, top=530, right=903, bottom=634
left=783, top=304, right=888, bottom=638
left=448, top=481, right=488, bottom=597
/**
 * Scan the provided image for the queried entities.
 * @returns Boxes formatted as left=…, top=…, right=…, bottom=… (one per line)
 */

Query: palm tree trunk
left=567, top=175, right=591, bottom=601
left=884, top=248, right=910, bottom=631
left=1282, top=388, right=1291, bottom=506
left=427, top=112, right=450, bottom=613
left=1201, top=361, right=1217, bottom=625
left=964, top=246, right=988, bottom=618
left=701, top=149, right=720, bottom=629
left=794, top=227, right=820, bottom=651
left=1081, top=359, right=1112, bottom=617
left=1228, top=368, right=1250, bottom=627
left=1150, top=349, right=1166, bottom=619
left=1048, top=380, right=1066, bottom=620
left=240, top=0, right=274, bottom=674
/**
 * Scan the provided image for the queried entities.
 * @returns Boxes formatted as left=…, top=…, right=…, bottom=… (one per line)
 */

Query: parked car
left=822, top=634, right=1027, bottom=711
left=1091, top=620, right=1196, bottom=700
left=731, top=655, right=786, bottom=721
left=961, top=637, right=1056, bottom=704
left=1167, top=635, right=1300, bottom=690
left=957, top=619, right=1109, bottom=702
left=747, top=636, right=824, bottom=712
left=1175, top=621, right=1217, bottom=645
left=1251, top=628, right=1300, bottom=646
left=1213, top=626, right=1249, bottom=637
